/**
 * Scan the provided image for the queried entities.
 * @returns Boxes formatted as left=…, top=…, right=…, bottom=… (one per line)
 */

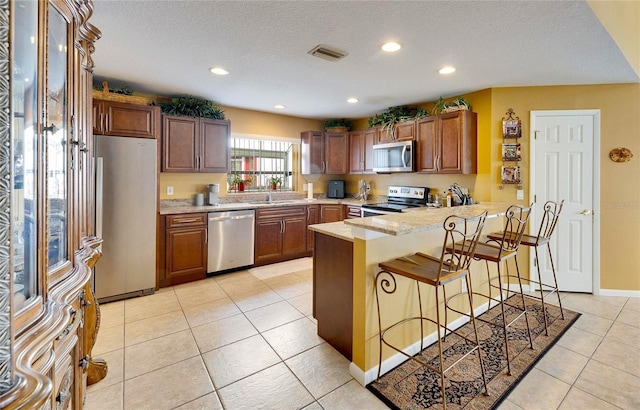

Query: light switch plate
left=516, top=189, right=524, bottom=200
left=167, top=186, right=174, bottom=195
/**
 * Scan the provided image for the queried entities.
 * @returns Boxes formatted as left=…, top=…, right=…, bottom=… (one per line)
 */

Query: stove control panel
left=387, top=185, right=428, bottom=201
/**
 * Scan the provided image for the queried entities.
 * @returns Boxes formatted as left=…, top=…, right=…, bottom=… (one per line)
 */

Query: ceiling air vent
left=308, top=45, right=348, bottom=62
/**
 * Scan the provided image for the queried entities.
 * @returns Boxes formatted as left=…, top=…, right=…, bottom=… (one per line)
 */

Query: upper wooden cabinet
left=301, top=131, right=349, bottom=175
left=93, top=100, right=160, bottom=138
left=349, top=129, right=377, bottom=174
left=162, top=115, right=230, bottom=173
left=416, top=110, right=477, bottom=174
left=377, top=120, right=416, bottom=144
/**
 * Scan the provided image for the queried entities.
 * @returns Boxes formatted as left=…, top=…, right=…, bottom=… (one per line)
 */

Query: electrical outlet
left=167, top=186, right=174, bottom=195
left=516, top=189, right=524, bottom=200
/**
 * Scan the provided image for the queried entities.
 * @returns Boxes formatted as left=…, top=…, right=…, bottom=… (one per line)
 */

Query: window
left=228, top=135, right=296, bottom=193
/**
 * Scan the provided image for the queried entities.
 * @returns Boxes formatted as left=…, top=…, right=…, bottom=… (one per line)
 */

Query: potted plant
left=324, top=118, right=351, bottom=132
left=268, top=176, right=282, bottom=191
left=230, top=174, right=253, bottom=192
left=443, top=96, right=471, bottom=113
left=367, top=105, right=428, bottom=140
left=158, top=95, right=226, bottom=120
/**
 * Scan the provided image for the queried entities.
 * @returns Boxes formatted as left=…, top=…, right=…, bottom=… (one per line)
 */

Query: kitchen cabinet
left=416, top=110, right=477, bottom=174
left=306, top=205, right=319, bottom=252
left=93, top=99, right=160, bottom=138
left=377, top=120, right=416, bottom=144
left=301, top=131, right=349, bottom=175
left=160, top=213, right=208, bottom=287
left=349, top=129, right=377, bottom=174
left=162, top=115, right=230, bottom=173
left=3, top=0, right=103, bottom=408
left=320, top=204, right=344, bottom=223
left=255, top=206, right=308, bottom=266
left=345, top=205, right=362, bottom=219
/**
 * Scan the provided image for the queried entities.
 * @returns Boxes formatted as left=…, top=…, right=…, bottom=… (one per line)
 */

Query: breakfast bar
left=309, top=203, right=508, bottom=385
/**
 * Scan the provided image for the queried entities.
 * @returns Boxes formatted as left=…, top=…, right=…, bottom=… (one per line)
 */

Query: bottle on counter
left=446, top=190, right=453, bottom=207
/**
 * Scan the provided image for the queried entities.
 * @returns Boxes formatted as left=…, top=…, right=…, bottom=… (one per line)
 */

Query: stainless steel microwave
left=372, top=140, right=414, bottom=173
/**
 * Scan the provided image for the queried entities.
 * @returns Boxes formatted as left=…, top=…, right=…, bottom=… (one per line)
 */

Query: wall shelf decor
left=499, top=108, right=523, bottom=189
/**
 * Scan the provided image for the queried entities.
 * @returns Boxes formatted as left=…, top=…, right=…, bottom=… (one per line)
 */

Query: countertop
left=342, top=202, right=509, bottom=236
left=159, top=197, right=375, bottom=215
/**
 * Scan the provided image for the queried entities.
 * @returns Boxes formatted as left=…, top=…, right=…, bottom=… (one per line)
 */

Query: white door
left=530, top=110, right=599, bottom=293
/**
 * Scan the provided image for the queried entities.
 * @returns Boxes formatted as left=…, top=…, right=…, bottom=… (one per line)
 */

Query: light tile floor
left=86, top=258, right=639, bottom=409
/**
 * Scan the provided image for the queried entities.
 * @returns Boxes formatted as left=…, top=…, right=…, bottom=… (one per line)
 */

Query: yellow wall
left=487, top=84, right=640, bottom=291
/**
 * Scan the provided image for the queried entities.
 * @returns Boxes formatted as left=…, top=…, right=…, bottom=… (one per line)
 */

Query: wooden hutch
left=0, top=0, right=105, bottom=408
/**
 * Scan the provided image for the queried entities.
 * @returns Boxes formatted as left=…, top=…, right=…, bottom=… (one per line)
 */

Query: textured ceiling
left=91, top=0, right=638, bottom=120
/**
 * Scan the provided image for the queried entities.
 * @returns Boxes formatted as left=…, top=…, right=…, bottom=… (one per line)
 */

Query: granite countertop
left=308, top=221, right=355, bottom=242
left=342, top=202, right=509, bottom=236
left=160, top=196, right=375, bottom=215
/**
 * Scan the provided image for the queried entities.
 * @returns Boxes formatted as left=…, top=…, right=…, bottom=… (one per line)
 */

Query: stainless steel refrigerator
left=94, top=135, right=157, bottom=303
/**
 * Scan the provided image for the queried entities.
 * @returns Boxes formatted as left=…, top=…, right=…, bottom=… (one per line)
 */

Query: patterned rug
left=367, top=295, right=580, bottom=409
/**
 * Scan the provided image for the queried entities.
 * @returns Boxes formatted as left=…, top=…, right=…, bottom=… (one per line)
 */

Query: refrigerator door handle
left=96, top=157, right=104, bottom=239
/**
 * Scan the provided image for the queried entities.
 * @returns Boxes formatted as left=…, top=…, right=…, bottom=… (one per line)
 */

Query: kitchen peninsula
left=309, top=203, right=508, bottom=385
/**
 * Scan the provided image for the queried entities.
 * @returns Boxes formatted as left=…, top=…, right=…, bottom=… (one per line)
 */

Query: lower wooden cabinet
left=320, top=204, right=344, bottom=223
left=306, top=205, right=319, bottom=252
left=160, top=213, right=208, bottom=287
left=255, top=206, right=308, bottom=266
left=345, top=205, right=362, bottom=219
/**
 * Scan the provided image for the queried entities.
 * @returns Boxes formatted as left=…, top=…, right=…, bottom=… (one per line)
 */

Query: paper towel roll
left=307, top=183, right=314, bottom=200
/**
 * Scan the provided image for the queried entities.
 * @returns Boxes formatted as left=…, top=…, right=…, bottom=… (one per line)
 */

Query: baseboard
left=351, top=299, right=495, bottom=386
left=598, top=289, right=640, bottom=297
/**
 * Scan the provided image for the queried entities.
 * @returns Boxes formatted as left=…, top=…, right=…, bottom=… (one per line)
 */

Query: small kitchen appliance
left=361, top=185, right=429, bottom=216
left=327, top=180, right=346, bottom=199
left=207, top=183, right=220, bottom=206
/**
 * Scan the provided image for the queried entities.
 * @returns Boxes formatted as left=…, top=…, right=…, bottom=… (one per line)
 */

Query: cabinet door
left=362, top=128, right=377, bottom=173
left=416, top=116, right=438, bottom=173
left=162, top=115, right=198, bottom=172
left=200, top=119, right=230, bottom=172
left=349, top=131, right=363, bottom=174
left=395, top=120, right=416, bottom=141
left=378, top=127, right=392, bottom=144
left=282, top=216, right=307, bottom=256
left=324, top=132, right=349, bottom=174
left=439, top=110, right=477, bottom=174
left=165, top=227, right=207, bottom=280
left=320, top=204, right=344, bottom=223
left=103, top=101, right=159, bottom=138
left=255, top=218, right=283, bottom=264
left=301, top=131, right=324, bottom=174
left=306, top=205, right=319, bottom=251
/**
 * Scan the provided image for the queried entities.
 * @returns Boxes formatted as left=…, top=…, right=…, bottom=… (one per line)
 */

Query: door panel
left=532, top=112, right=595, bottom=292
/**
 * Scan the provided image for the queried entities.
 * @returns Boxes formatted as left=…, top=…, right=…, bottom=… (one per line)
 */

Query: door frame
left=529, top=110, right=601, bottom=294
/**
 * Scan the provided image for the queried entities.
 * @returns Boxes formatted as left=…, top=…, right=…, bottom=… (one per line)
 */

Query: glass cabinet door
left=46, top=3, right=69, bottom=269
left=12, top=0, right=39, bottom=310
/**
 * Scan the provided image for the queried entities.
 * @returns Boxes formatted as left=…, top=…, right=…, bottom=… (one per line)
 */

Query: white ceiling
left=91, top=0, right=638, bottom=120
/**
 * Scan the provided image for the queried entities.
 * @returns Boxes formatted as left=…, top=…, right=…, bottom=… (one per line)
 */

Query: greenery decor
left=432, top=96, right=471, bottom=114
left=367, top=105, right=428, bottom=141
left=159, top=96, right=226, bottom=120
left=324, top=118, right=351, bottom=131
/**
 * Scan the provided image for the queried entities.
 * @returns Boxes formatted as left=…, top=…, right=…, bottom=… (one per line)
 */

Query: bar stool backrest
left=439, top=210, right=488, bottom=280
left=536, top=200, right=564, bottom=242
left=495, top=204, right=533, bottom=255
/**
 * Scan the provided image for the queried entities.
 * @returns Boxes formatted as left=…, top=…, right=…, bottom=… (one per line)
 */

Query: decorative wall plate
left=609, top=147, right=633, bottom=162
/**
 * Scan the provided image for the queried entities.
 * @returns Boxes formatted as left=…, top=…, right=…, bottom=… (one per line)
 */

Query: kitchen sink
left=251, top=200, right=304, bottom=205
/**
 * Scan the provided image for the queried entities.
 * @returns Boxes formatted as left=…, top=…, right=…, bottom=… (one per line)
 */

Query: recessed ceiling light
left=381, top=42, right=402, bottom=52
left=439, top=66, right=456, bottom=75
left=347, top=97, right=359, bottom=104
left=209, top=67, right=229, bottom=75
left=274, top=104, right=285, bottom=109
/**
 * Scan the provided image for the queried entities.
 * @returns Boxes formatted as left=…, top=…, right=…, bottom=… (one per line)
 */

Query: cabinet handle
left=307, top=207, right=310, bottom=220
left=281, top=220, right=284, bottom=234
left=205, top=227, right=208, bottom=244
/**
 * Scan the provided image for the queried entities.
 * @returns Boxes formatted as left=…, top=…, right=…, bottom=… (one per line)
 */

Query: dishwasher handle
left=208, top=214, right=255, bottom=222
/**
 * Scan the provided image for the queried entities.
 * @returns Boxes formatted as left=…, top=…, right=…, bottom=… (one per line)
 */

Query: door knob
left=580, top=209, right=592, bottom=215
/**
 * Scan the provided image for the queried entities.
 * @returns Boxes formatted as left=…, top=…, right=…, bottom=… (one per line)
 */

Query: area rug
left=367, top=296, right=580, bottom=410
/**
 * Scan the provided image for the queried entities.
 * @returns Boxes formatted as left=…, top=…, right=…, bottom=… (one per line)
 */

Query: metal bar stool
left=445, top=204, right=534, bottom=376
left=486, top=200, right=564, bottom=335
left=375, top=210, right=488, bottom=410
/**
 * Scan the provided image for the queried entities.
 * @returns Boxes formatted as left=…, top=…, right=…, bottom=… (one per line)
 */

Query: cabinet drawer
left=345, top=205, right=361, bottom=219
left=256, top=206, right=306, bottom=220
left=166, top=213, right=207, bottom=228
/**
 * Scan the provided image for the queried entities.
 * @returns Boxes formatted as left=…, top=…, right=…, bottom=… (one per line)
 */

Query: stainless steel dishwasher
left=208, top=209, right=255, bottom=273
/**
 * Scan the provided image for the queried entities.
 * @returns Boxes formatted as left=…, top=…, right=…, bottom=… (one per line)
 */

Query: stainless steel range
left=361, top=185, right=429, bottom=216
